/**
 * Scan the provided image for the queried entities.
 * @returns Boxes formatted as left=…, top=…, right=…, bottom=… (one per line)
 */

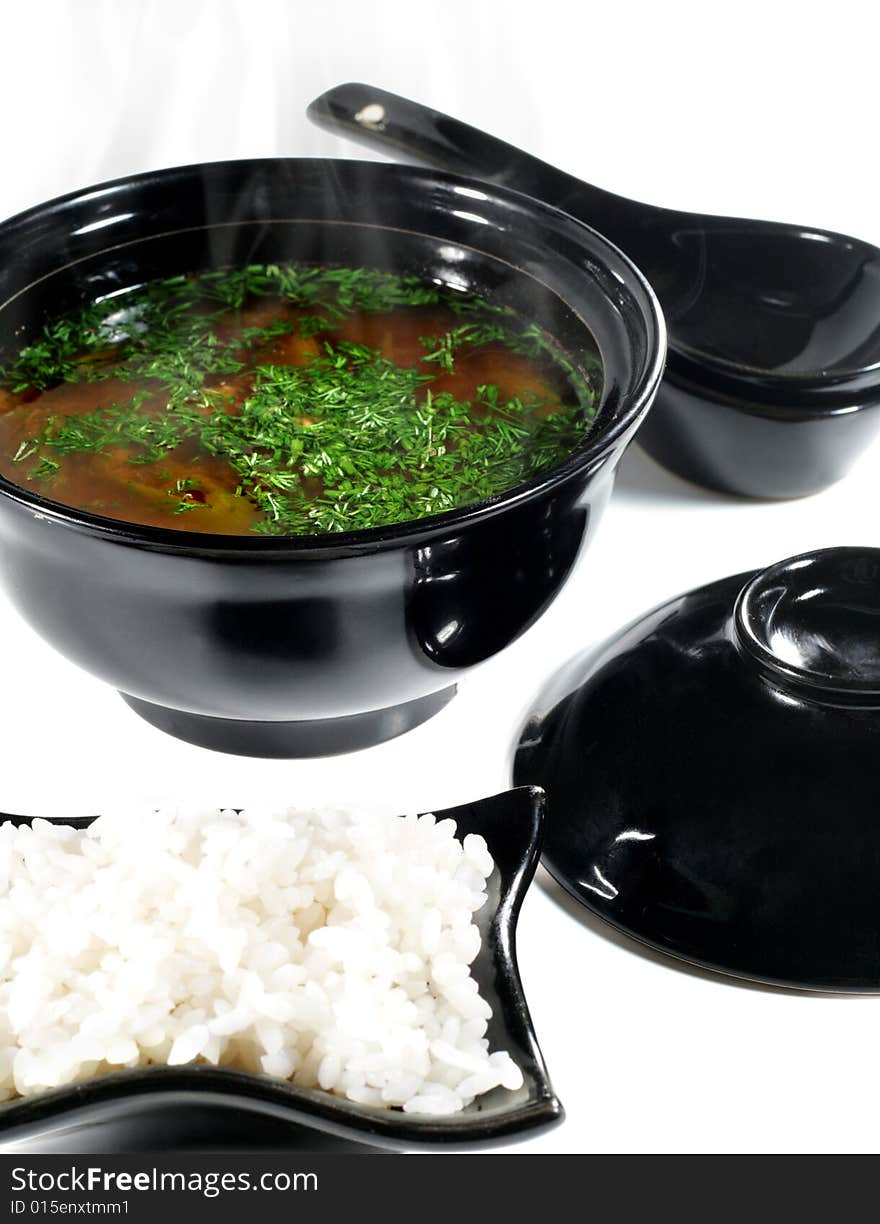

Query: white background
left=1, top=0, right=879, bottom=1155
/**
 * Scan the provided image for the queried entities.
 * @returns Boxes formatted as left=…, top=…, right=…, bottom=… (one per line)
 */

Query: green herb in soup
left=0, top=264, right=597, bottom=536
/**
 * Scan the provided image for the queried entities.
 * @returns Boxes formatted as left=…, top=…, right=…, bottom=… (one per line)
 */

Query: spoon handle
left=306, top=82, right=653, bottom=239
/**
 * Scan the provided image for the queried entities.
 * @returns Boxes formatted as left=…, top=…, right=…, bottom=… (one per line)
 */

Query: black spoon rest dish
left=0, top=788, right=562, bottom=1150
left=514, top=548, right=880, bottom=992
left=309, top=83, right=880, bottom=498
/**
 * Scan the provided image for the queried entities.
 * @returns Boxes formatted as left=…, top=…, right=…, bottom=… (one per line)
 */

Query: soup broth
left=0, top=264, right=597, bottom=536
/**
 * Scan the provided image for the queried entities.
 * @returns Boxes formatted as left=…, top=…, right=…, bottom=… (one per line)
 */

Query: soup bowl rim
left=0, top=157, right=665, bottom=556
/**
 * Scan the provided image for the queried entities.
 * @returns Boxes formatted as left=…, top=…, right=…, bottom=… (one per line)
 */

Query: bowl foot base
left=119, top=687, right=457, bottom=758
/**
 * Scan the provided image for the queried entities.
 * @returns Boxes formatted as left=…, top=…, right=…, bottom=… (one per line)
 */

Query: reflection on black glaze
left=211, top=598, right=339, bottom=660
left=411, top=500, right=588, bottom=669
left=515, top=547, right=880, bottom=991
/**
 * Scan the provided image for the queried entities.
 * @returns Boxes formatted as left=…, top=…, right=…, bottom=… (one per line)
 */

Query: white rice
left=0, top=806, right=523, bottom=1114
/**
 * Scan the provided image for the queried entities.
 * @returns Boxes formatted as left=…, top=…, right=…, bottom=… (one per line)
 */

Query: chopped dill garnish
left=0, top=263, right=599, bottom=535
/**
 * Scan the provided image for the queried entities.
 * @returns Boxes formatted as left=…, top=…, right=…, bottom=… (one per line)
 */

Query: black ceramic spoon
left=308, top=83, right=880, bottom=498
left=309, top=82, right=880, bottom=388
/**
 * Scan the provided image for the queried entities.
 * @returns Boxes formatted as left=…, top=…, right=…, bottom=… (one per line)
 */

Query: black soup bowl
left=0, top=160, right=665, bottom=757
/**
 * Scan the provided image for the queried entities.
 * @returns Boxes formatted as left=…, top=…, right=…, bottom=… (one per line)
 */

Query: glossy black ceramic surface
left=514, top=548, right=880, bottom=991
left=637, top=368, right=880, bottom=499
left=310, top=83, right=880, bottom=498
left=0, top=159, right=664, bottom=757
left=0, top=787, right=562, bottom=1151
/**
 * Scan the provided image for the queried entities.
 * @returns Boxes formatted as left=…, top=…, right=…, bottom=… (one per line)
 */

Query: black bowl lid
left=514, top=547, right=880, bottom=991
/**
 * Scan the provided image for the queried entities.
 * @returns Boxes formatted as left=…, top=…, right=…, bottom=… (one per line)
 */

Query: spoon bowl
left=309, top=83, right=880, bottom=498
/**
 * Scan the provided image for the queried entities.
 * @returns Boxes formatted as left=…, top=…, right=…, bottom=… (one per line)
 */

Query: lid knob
left=734, top=547, right=880, bottom=704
